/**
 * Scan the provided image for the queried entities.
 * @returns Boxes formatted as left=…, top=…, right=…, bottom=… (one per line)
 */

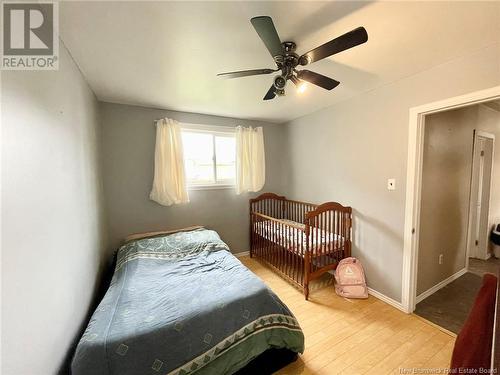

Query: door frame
left=402, top=86, right=500, bottom=313
left=466, top=130, right=495, bottom=262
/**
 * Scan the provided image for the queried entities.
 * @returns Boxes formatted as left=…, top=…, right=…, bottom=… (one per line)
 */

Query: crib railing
left=250, top=193, right=352, bottom=299
left=249, top=193, right=318, bottom=223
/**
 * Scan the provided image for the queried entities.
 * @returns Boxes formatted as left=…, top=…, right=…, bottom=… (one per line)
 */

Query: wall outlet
left=438, top=254, right=444, bottom=265
left=387, top=178, right=396, bottom=191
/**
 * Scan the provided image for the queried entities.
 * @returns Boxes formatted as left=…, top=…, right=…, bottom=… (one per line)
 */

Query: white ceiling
left=60, top=1, right=500, bottom=123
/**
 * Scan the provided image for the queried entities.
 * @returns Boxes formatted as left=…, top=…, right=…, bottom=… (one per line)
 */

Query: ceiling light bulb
left=297, top=82, right=307, bottom=94
left=291, top=75, right=307, bottom=94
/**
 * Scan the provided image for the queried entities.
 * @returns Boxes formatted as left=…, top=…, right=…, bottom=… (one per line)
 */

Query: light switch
left=387, top=178, right=396, bottom=191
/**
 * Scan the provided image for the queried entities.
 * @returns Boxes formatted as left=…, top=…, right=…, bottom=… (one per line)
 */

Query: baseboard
left=368, top=287, right=408, bottom=313
left=416, top=267, right=467, bottom=304
left=234, top=251, right=250, bottom=258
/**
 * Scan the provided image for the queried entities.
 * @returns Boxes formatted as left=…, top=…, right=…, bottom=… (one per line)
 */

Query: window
left=181, top=125, right=236, bottom=188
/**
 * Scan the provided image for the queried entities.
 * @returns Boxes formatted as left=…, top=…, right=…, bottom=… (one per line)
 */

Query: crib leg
left=304, top=252, right=310, bottom=300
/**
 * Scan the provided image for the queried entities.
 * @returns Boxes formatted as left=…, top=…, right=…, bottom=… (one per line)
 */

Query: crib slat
left=339, top=210, right=342, bottom=256
left=316, top=214, right=320, bottom=268
left=282, top=222, right=286, bottom=275
left=275, top=217, right=278, bottom=270
left=286, top=222, right=289, bottom=280
left=277, top=218, right=281, bottom=271
left=315, top=216, right=319, bottom=269
left=322, top=212, right=326, bottom=268
left=328, top=210, right=332, bottom=262
left=295, top=226, right=299, bottom=285
left=322, top=213, right=326, bottom=268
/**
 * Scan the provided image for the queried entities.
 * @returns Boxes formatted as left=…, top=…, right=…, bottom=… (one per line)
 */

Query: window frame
left=180, top=123, right=236, bottom=190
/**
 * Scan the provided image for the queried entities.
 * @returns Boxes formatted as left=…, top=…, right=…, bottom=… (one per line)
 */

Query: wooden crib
left=250, top=193, right=352, bottom=300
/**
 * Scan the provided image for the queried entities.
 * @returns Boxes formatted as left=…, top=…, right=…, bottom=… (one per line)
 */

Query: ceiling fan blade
left=300, top=27, right=368, bottom=65
left=217, top=68, right=277, bottom=79
left=297, top=70, right=340, bottom=90
left=263, top=85, right=277, bottom=100
left=251, top=16, right=283, bottom=59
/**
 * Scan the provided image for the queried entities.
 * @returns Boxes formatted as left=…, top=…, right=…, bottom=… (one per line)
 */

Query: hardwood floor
left=239, top=256, right=455, bottom=375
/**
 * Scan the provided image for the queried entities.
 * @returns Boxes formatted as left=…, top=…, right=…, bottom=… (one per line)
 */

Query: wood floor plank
left=313, top=311, right=411, bottom=374
left=390, top=331, right=453, bottom=374
left=366, top=326, right=440, bottom=374
left=239, top=256, right=455, bottom=375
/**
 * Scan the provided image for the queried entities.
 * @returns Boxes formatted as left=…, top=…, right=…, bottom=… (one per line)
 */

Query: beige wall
left=282, top=43, right=500, bottom=302
left=100, top=102, right=286, bottom=252
left=419, top=107, right=472, bottom=294
left=1, top=45, right=108, bottom=373
left=418, top=104, right=500, bottom=295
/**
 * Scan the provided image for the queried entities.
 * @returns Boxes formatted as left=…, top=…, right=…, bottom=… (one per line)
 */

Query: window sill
left=188, top=184, right=236, bottom=191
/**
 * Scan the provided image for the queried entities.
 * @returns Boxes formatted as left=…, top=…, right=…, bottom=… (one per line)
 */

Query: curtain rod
left=153, top=119, right=261, bottom=133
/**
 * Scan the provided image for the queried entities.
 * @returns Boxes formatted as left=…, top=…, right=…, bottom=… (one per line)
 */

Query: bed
left=250, top=193, right=352, bottom=300
left=71, top=227, right=304, bottom=375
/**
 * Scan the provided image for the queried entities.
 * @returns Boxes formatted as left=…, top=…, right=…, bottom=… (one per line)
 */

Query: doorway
left=411, top=107, right=499, bottom=333
left=401, top=86, right=500, bottom=327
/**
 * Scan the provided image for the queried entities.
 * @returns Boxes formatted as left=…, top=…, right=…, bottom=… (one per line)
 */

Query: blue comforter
left=71, top=228, right=304, bottom=375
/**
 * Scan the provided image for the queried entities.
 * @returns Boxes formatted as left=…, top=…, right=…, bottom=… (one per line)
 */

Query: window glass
left=215, top=136, right=236, bottom=181
left=181, top=128, right=236, bottom=186
left=182, top=132, right=214, bottom=184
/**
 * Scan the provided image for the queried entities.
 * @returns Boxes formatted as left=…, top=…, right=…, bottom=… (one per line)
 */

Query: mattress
left=71, top=228, right=304, bottom=375
left=254, top=219, right=345, bottom=255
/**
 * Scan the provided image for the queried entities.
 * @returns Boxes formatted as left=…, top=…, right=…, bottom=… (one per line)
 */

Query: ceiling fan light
left=291, top=76, right=307, bottom=94
left=273, top=76, right=287, bottom=90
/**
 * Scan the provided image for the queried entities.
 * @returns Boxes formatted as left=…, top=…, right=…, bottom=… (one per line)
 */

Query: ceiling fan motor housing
left=274, top=42, right=300, bottom=73
left=271, top=41, right=301, bottom=92
left=282, top=41, right=296, bottom=53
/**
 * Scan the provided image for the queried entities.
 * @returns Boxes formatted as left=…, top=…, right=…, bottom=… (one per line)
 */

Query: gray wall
left=418, top=104, right=500, bottom=295
left=100, top=102, right=286, bottom=252
left=1, top=46, right=107, bottom=374
left=282, top=43, right=500, bottom=302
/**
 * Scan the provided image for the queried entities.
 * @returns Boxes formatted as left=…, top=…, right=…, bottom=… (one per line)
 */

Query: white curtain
left=236, top=126, right=265, bottom=195
left=149, top=118, right=189, bottom=206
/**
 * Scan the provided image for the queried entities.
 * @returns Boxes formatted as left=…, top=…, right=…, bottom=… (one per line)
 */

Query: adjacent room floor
left=414, top=257, right=500, bottom=334
left=240, top=256, right=454, bottom=375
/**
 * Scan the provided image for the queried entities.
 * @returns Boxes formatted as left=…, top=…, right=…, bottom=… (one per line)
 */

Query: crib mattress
left=253, top=220, right=345, bottom=256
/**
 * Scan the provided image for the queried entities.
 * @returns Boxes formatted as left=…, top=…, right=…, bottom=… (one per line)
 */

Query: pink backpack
left=334, top=257, right=368, bottom=299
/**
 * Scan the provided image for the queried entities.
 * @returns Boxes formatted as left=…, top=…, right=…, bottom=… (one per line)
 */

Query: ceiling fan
left=217, top=16, right=368, bottom=100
